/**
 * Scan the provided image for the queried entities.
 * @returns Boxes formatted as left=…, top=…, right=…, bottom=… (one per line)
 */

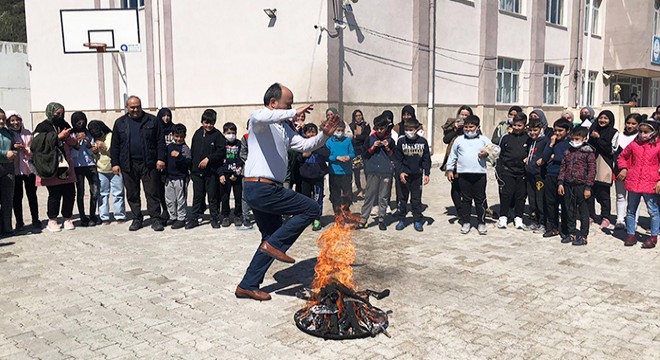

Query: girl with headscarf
left=89, top=120, right=126, bottom=225
left=349, top=109, right=370, bottom=199
left=71, top=111, right=100, bottom=226
left=579, top=106, right=595, bottom=128
left=6, top=111, right=41, bottom=231
left=157, top=107, right=174, bottom=224
left=0, top=108, right=17, bottom=236
left=34, top=102, right=78, bottom=232
left=587, top=110, right=619, bottom=228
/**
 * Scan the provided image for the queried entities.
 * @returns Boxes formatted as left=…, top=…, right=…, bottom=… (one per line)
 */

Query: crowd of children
left=446, top=104, right=660, bottom=249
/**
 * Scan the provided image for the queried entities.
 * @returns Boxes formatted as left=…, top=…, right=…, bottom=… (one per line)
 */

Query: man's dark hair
left=404, top=118, right=421, bottom=128
left=512, top=112, right=527, bottom=125
left=201, top=109, right=217, bottom=124
left=570, top=126, right=588, bottom=138
left=464, top=115, right=480, bottom=126
left=223, top=122, right=237, bottom=133
left=172, top=123, right=187, bottom=137
left=553, top=118, right=572, bottom=131
left=302, top=123, right=318, bottom=134
left=263, top=83, right=282, bottom=106
left=373, top=115, right=388, bottom=128
left=529, top=118, right=543, bottom=129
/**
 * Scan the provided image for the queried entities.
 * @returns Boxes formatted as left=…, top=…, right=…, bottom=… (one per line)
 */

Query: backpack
left=29, top=132, right=69, bottom=179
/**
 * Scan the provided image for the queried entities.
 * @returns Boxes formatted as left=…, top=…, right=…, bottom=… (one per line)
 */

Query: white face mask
left=464, top=131, right=478, bottom=138
left=405, top=130, right=417, bottom=139
left=225, top=134, right=236, bottom=142
left=417, top=129, right=424, bottom=137
left=569, top=141, right=583, bottom=148
left=334, top=131, right=345, bottom=138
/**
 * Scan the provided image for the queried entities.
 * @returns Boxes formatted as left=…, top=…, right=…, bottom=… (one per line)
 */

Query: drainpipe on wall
left=581, top=0, right=594, bottom=107
left=427, top=0, right=436, bottom=154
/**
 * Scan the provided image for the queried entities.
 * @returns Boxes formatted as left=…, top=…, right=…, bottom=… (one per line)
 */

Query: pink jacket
left=12, top=128, right=33, bottom=176
left=617, top=139, right=660, bottom=194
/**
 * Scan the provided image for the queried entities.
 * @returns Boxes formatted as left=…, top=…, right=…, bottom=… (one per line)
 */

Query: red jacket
left=558, top=144, right=596, bottom=188
left=617, top=139, right=660, bottom=194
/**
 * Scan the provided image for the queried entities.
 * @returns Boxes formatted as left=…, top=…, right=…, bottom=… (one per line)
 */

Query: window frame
left=543, top=64, right=563, bottom=105
left=584, top=0, right=601, bottom=35
left=654, top=0, right=660, bottom=36
left=546, top=0, right=563, bottom=26
left=499, top=0, right=521, bottom=14
left=496, top=58, right=522, bottom=104
left=122, top=0, right=145, bottom=9
left=581, top=70, right=598, bottom=107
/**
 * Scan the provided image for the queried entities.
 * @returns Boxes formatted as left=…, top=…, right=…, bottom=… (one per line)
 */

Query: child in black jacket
left=297, top=124, right=330, bottom=231
left=165, top=124, right=192, bottom=229
left=186, top=109, right=226, bottom=229
left=219, top=122, right=244, bottom=227
left=524, top=118, right=550, bottom=232
left=394, top=117, right=431, bottom=231
left=496, top=113, right=530, bottom=230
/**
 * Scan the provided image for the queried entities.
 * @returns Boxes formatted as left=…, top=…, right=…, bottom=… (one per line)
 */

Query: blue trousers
left=239, top=181, right=320, bottom=290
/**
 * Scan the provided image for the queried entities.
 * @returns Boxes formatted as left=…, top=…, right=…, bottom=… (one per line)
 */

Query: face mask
left=639, top=133, right=653, bottom=142
left=580, top=114, right=590, bottom=121
left=405, top=130, right=417, bottom=139
left=570, top=141, right=584, bottom=148
left=464, top=131, right=478, bottom=138
left=417, top=129, right=424, bottom=137
left=334, top=131, right=344, bottom=138
left=225, top=134, right=236, bottom=142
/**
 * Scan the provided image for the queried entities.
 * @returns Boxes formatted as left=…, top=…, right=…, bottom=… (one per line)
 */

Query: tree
left=0, top=0, right=27, bottom=43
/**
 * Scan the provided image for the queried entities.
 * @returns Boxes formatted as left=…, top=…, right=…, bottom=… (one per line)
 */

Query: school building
left=22, top=0, right=660, bottom=154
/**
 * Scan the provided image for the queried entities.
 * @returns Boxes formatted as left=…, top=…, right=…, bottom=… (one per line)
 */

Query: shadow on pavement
left=261, top=257, right=317, bottom=296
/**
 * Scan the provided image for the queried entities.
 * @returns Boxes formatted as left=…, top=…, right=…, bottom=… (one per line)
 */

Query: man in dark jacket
left=110, top=96, right=167, bottom=231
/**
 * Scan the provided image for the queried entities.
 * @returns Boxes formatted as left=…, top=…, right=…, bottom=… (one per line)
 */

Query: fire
left=311, top=213, right=358, bottom=292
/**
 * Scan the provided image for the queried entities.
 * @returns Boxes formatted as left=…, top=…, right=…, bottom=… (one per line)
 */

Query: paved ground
left=0, top=169, right=659, bottom=359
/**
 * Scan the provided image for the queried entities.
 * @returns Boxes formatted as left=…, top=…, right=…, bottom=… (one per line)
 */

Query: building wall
left=0, top=42, right=32, bottom=128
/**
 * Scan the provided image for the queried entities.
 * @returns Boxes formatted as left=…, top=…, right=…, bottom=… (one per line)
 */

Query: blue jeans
left=98, top=172, right=126, bottom=221
left=239, top=181, right=319, bottom=290
left=626, top=192, right=659, bottom=236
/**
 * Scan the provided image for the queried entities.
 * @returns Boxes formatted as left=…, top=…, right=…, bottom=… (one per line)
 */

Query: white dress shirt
left=244, top=108, right=328, bottom=183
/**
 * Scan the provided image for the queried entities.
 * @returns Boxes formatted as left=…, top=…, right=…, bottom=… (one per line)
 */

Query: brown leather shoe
left=259, top=241, right=295, bottom=263
left=624, top=234, right=637, bottom=247
left=235, top=286, right=271, bottom=301
left=642, top=236, right=657, bottom=249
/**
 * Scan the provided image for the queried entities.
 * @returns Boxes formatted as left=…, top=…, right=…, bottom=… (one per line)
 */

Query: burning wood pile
left=294, top=214, right=391, bottom=340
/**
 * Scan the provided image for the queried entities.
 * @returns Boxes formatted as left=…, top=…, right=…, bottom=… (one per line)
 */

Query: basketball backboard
left=60, top=8, right=140, bottom=54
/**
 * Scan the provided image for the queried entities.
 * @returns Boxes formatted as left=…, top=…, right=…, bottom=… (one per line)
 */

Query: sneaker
left=395, top=221, right=405, bottom=231
left=543, top=229, right=560, bottom=238
left=614, top=222, right=625, bottom=230
left=47, top=219, right=61, bottom=232
left=477, top=223, right=487, bottom=235
left=523, top=223, right=539, bottom=232
left=63, top=219, right=75, bottom=230
left=90, top=215, right=103, bottom=226
left=378, top=219, right=387, bottom=231
left=210, top=218, right=221, bottom=229
left=460, top=223, right=471, bottom=234
left=414, top=222, right=423, bottom=232
left=32, top=220, right=43, bottom=229
left=312, top=220, right=322, bottom=231
left=572, top=235, right=588, bottom=246
left=624, top=234, right=637, bottom=246
left=171, top=220, right=186, bottom=229
left=166, top=219, right=176, bottom=227
left=561, top=234, right=573, bottom=244
left=600, top=218, right=611, bottom=229
left=129, top=218, right=143, bottom=231
left=242, top=219, right=253, bottom=229
left=151, top=221, right=164, bottom=231
left=221, top=217, right=231, bottom=227
left=533, top=224, right=546, bottom=234
left=370, top=206, right=378, bottom=217
left=14, top=222, right=24, bottom=232
left=234, top=217, right=243, bottom=227
left=497, top=216, right=508, bottom=229
left=514, top=217, right=524, bottom=229
left=79, top=216, right=90, bottom=227
left=186, top=219, right=200, bottom=229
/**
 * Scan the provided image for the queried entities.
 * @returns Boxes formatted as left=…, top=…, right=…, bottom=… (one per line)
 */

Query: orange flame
left=311, top=212, right=360, bottom=292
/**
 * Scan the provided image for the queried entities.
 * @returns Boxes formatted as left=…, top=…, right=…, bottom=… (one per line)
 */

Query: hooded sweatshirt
left=497, top=130, right=530, bottom=176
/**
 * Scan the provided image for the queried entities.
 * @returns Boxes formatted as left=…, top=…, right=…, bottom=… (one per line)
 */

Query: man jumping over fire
left=235, top=83, right=341, bottom=301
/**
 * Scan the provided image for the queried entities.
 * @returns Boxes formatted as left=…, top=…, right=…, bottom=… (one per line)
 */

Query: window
left=610, top=75, right=643, bottom=105
left=584, top=0, right=601, bottom=35
left=581, top=71, right=597, bottom=106
left=546, top=0, right=563, bottom=25
left=651, top=79, right=660, bottom=107
left=122, top=0, right=145, bottom=9
left=497, top=58, right=522, bottom=103
left=543, top=65, right=562, bottom=105
left=654, top=0, right=660, bottom=35
left=500, top=0, right=521, bottom=14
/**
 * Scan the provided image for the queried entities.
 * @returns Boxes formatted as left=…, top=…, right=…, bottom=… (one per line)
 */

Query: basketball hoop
left=83, top=42, right=107, bottom=53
